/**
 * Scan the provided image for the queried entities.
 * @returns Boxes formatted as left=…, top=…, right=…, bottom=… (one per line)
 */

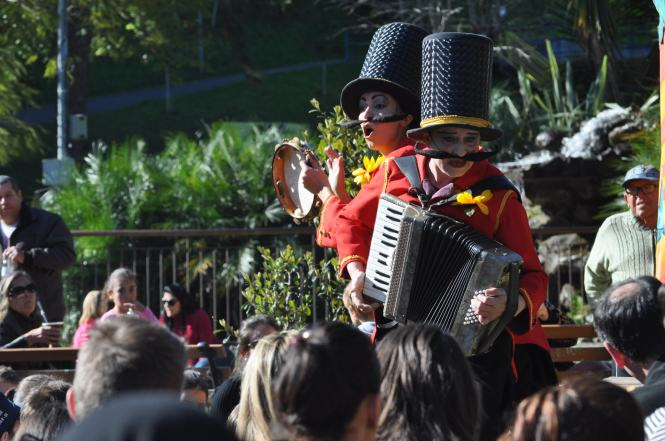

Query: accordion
left=363, top=194, right=522, bottom=355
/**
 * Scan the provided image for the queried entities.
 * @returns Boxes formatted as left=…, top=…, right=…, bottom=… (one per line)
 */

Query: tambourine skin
left=272, top=138, right=321, bottom=223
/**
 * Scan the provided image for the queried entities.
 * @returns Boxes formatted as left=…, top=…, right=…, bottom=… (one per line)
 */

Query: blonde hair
left=79, top=290, right=107, bottom=325
left=234, top=330, right=296, bottom=441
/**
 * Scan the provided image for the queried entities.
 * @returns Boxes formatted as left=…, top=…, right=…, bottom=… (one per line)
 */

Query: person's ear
left=604, top=341, right=627, bottom=368
left=400, top=114, right=414, bottom=130
left=66, top=387, right=77, bottom=419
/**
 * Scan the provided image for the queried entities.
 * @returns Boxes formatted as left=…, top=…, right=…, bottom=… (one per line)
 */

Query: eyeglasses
left=625, top=183, right=657, bottom=196
left=8, top=283, right=37, bottom=298
left=162, top=299, right=178, bottom=307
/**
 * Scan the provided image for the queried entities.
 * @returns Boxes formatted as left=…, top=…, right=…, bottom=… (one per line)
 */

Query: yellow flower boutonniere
left=352, top=155, right=384, bottom=187
left=453, top=189, right=493, bottom=216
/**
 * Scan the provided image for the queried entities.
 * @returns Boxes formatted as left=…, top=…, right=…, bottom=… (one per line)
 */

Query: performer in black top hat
left=300, top=23, right=427, bottom=271
left=335, top=32, right=554, bottom=441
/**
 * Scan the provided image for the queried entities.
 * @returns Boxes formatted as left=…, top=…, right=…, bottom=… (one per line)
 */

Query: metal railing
left=67, top=225, right=598, bottom=331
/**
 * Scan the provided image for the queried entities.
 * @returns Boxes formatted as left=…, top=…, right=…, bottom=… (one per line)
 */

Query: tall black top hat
left=340, top=22, right=428, bottom=121
left=407, top=32, right=502, bottom=142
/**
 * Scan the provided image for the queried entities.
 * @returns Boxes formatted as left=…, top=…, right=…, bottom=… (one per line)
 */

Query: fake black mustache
left=339, top=114, right=409, bottom=128
left=414, top=144, right=499, bottom=162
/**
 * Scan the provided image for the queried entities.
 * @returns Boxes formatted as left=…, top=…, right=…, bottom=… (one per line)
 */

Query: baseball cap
left=623, top=165, right=659, bottom=187
left=0, top=392, right=20, bottom=435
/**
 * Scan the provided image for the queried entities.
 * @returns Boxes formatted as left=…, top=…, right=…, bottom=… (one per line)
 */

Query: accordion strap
left=393, top=156, right=429, bottom=206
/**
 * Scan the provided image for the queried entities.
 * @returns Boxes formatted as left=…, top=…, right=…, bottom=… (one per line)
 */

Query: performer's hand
left=325, top=147, right=351, bottom=203
left=471, top=287, right=507, bottom=325
left=343, top=271, right=377, bottom=324
left=300, top=154, right=330, bottom=195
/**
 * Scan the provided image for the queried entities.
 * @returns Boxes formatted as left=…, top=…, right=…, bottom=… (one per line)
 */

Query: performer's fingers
left=324, top=146, right=340, bottom=160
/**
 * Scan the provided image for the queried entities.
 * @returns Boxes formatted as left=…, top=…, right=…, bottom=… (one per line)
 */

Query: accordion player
left=363, top=194, right=522, bottom=356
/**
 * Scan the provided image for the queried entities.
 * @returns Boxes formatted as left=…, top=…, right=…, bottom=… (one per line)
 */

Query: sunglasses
left=625, top=183, right=657, bottom=196
left=162, top=299, right=178, bottom=307
left=8, top=283, right=37, bottom=298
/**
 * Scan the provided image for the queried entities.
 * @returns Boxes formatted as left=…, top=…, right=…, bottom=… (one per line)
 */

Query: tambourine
left=272, top=138, right=321, bottom=223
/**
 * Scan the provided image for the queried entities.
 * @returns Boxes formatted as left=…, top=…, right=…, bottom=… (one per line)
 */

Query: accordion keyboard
left=363, top=195, right=410, bottom=303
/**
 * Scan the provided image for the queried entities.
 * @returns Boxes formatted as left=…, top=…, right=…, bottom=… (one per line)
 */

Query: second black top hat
left=407, top=32, right=502, bottom=142
left=340, top=22, right=428, bottom=121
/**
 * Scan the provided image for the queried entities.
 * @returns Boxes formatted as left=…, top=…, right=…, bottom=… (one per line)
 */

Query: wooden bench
left=0, top=344, right=226, bottom=363
left=542, top=324, right=611, bottom=379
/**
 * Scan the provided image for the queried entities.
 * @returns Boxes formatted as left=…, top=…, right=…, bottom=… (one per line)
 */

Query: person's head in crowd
left=622, top=164, right=659, bottom=229
left=0, top=175, right=23, bottom=225
left=58, top=393, right=238, bottom=441
left=0, top=271, right=60, bottom=347
left=66, top=316, right=186, bottom=420
left=103, top=268, right=139, bottom=315
left=181, top=369, right=210, bottom=409
left=13, top=374, right=52, bottom=407
left=232, top=330, right=295, bottom=441
left=500, top=376, right=644, bottom=441
left=0, top=389, right=20, bottom=441
left=161, top=283, right=195, bottom=330
left=275, top=322, right=381, bottom=441
left=593, top=276, right=665, bottom=382
left=233, top=314, right=281, bottom=375
left=0, top=366, right=19, bottom=401
left=14, top=379, right=71, bottom=441
left=0, top=271, right=38, bottom=321
left=376, top=324, right=479, bottom=441
left=79, top=290, right=107, bottom=325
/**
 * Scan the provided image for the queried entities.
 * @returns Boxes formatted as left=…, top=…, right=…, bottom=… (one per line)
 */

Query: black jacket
left=633, top=358, right=665, bottom=418
left=4, top=203, right=75, bottom=321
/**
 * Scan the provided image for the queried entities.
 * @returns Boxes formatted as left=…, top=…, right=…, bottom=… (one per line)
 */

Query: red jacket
left=335, top=147, right=549, bottom=351
left=316, top=142, right=416, bottom=249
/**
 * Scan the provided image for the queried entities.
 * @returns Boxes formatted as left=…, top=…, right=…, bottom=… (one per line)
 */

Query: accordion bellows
left=364, top=194, right=521, bottom=355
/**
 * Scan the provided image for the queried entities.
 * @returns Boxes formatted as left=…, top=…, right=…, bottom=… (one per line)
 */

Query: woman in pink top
left=100, top=268, right=158, bottom=322
left=72, top=289, right=108, bottom=348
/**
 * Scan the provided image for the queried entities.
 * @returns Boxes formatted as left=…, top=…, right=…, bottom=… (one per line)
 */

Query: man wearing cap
left=584, top=164, right=659, bottom=304
left=336, top=32, right=551, bottom=441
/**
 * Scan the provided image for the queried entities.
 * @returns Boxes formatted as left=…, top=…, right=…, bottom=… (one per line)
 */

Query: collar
left=385, top=138, right=416, bottom=159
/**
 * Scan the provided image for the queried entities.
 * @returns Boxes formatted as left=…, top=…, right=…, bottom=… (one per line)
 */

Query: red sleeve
left=335, top=160, right=392, bottom=278
left=316, top=196, right=346, bottom=249
left=191, top=309, right=220, bottom=345
left=493, top=192, right=548, bottom=335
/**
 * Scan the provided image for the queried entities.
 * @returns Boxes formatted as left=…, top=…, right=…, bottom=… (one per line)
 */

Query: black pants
left=513, top=343, right=558, bottom=403
left=468, top=331, right=515, bottom=441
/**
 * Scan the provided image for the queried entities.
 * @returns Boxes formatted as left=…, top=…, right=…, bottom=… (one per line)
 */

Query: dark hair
left=376, top=324, right=479, bottom=441
left=182, top=369, right=210, bottom=394
left=503, top=376, right=644, bottom=441
left=593, top=276, right=665, bottom=363
left=0, top=176, right=20, bottom=193
left=14, top=379, right=72, bottom=441
left=237, top=315, right=281, bottom=354
left=274, top=321, right=380, bottom=441
left=0, top=365, right=19, bottom=385
left=161, top=284, right=196, bottom=333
